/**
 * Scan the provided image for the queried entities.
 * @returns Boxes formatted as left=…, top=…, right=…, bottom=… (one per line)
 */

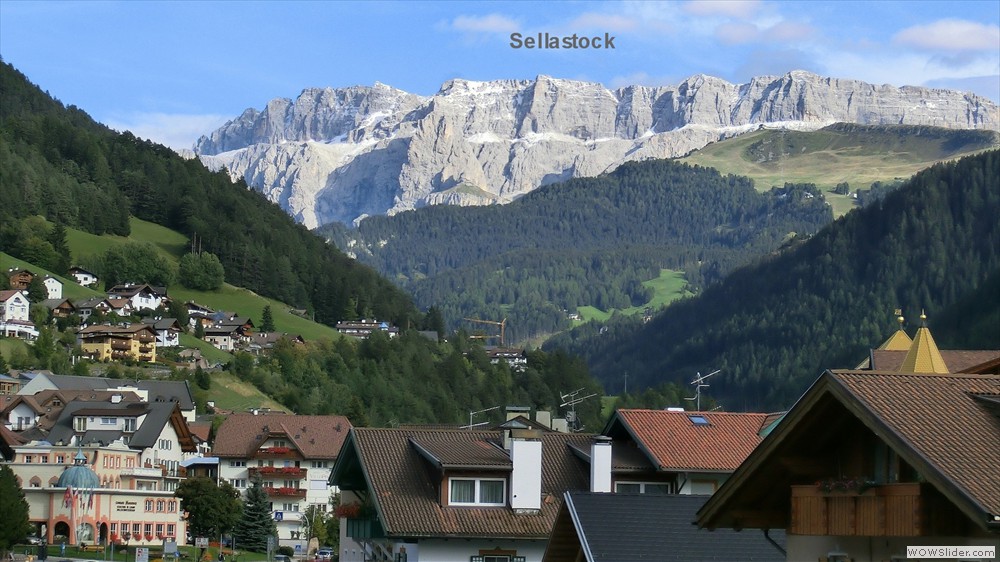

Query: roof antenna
left=560, top=388, right=597, bottom=432
left=684, top=370, right=720, bottom=411
left=462, top=405, right=500, bottom=430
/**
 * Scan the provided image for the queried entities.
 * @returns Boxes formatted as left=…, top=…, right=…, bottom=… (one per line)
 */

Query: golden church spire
left=898, top=311, right=950, bottom=374
left=878, top=308, right=912, bottom=351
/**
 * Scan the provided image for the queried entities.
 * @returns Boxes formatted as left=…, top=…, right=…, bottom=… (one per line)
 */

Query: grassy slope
left=577, top=269, right=692, bottom=323
left=0, top=252, right=103, bottom=300
left=680, top=126, right=999, bottom=217
left=65, top=217, right=340, bottom=341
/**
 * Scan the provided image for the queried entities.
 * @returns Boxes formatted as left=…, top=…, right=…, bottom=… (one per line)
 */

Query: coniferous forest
left=321, top=160, right=833, bottom=342
left=547, top=150, right=1000, bottom=411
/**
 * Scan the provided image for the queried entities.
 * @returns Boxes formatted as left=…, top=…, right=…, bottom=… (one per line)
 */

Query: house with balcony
left=107, top=283, right=167, bottom=311
left=334, top=319, right=399, bottom=339
left=3, top=389, right=142, bottom=434
left=0, top=289, right=39, bottom=340
left=15, top=373, right=198, bottom=423
left=68, top=266, right=99, bottom=288
left=142, top=317, right=183, bottom=347
left=329, top=425, right=601, bottom=562
left=7, top=268, right=35, bottom=290
left=212, top=413, right=353, bottom=553
left=78, top=323, right=158, bottom=363
left=697, top=323, right=1000, bottom=561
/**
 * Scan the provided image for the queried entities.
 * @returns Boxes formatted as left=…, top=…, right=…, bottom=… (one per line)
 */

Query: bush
left=277, top=546, right=294, bottom=556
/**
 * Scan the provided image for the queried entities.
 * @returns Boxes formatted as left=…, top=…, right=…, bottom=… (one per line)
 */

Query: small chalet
left=697, top=321, right=1000, bottom=560
left=335, top=319, right=399, bottom=339
left=41, top=298, right=77, bottom=319
left=203, top=324, right=242, bottom=352
left=330, top=425, right=596, bottom=562
left=107, top=297, right=135, bottom=317
left=247, top=332, right=305, bottom=355
left=42, top=276, right=63, bottom=299
left=487, top=347, right=529, bottom=371
left=74, top=296, right=113, bottom=321
left=107, top=283, right=166, bottom=311
left=543, top=492, right=785, bottom=562
left=0, top=289, right=39, bottom=340
left=142, top=317, right=183, bottom=347
left=78, top=323, right=158, bottom=363
left=6, top=268, right=35, bottom=290
left=67, top=266, right=99, bottom=287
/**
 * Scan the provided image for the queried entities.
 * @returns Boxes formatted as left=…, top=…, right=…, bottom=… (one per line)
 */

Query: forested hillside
left=547, top=150, right=1000, bottom=411
left=321, top=161, right=833, bottom=342
left=0, top=60, right=416, bottom=327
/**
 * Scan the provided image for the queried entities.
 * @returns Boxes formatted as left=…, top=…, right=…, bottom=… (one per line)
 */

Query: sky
left=1, top=0, right=998, bottom=150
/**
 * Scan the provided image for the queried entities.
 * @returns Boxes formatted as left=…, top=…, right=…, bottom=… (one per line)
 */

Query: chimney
left=509, top=428, right=542, bottom=512
left=590, top=436, right=612, bottom=493
left=535, top=410, right=552, bottom=429
left=505, top=405, right=530, bottom=422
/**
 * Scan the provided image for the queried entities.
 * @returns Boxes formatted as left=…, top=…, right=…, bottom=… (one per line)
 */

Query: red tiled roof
left=830, top=371, right=1000, bottom=516
left=188, top=421, right=213, bottom=443
left=212, top=413, right=351, bottom=459
left=613, top=409, right=768, bottom=472
left=869, top=349, right=1000, bottom=373
left=343, top=427, right=592, bottom=539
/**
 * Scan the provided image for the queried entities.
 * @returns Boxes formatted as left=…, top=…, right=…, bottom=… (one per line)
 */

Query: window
left=56, top=455, right=65, bottom=464
left=74, top=417, right=87, bottom=431
left=156, top=500, right=165, bottom=512
left=449, top=478, right=506, bottom=506
left=144, top=524, right=152, bottom=536
left=311, top=461, right=329, bottom=468
left=101, top=417, right=117, bottom=425
left=168, top=501, right=177, bottom=512
left=688, top=415, right=710, bottom=426
left=159, top=439, right=172, bottom=450
left=229, top=460, right=246, bottom=467
left=132, top=523, right=141, bottom=535
left=124, top=418, right=137, bottom=432
left=24, top=455, right=33, bottom=464
left=111, top=523, right=117, bottom=534
left=40, top=455, right=48, bottom=464
left=155, top=524, right=164, bottom=536
left=230, top=479, right=247, bottom=488
left=614, top=481, right=673, bottom=494
left=166, top=524, right=175, bottom=537
left=145, top=499, right=154, bottom=511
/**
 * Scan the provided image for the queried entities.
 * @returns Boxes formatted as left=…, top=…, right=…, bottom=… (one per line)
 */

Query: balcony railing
left=249, top=466, right=306, bottom=479
left=265, top=487, right=306, bottom=498
left=790, top=482, right=925, bottom=536
left=345, top=516, right=385, bottom=540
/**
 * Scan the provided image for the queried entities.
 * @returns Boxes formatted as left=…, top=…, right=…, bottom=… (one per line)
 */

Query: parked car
left=315, top=548, right=334, bottom=560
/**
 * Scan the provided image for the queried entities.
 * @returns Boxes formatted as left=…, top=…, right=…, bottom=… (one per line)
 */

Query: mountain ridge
left=195, top=70, right=999, bottom=227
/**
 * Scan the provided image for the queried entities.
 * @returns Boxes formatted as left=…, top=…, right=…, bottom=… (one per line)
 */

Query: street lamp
left=123, top=532, right=132, bottom=562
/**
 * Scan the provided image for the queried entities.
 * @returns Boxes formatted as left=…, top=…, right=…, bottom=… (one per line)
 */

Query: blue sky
left=2, top=1, right=998, bottom=150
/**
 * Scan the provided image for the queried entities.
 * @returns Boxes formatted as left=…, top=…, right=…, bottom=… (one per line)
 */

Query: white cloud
left=451, top=13, right=520, bottom=34
left=714, top=19, right=816, bottom=45
left=893, top=19, right=1000, bottom=52
left=103, top=112, right=230, bottom=151
left=567, top=12, right=638, bottom=32
left=682, top=0, right=761, bottom=19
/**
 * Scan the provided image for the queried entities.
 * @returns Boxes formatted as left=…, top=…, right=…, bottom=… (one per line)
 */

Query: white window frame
left=449, top=478, right=506, bottom=506
left=614, top=481, right=674, bottom=494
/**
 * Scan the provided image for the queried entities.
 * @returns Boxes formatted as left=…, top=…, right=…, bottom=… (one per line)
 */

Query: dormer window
left=449, top=478, right=505, bottom=506
left=74, top=417, right=87, bottom=431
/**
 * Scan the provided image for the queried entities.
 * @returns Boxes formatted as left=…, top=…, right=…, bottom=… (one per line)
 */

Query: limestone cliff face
left=195, top=70, right=999, bottom=228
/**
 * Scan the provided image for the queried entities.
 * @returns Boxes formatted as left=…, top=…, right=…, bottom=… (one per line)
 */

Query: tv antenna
left=560, top=388, right=597, bottom=432
left=684, top=369, right=720, bottom=411
left=461, top=405, right=500, bottom=430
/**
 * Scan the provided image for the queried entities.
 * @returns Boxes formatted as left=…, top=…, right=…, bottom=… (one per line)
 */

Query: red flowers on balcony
left=265, top=486, right=305, bottom=497
left=258, top=446, right=291, bottom=455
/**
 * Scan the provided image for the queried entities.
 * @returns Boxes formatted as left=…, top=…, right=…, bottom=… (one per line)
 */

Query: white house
left=67, top=266, right=99, bottom=287
left=107, top=284, right=165, bottom=311
left=42, top=276, right=63, bottom=300
left=0, top=290, right=38, bottom=340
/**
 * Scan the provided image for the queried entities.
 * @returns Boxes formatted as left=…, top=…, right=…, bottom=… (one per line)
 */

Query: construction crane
left=463, top=317, right=507, bottom=347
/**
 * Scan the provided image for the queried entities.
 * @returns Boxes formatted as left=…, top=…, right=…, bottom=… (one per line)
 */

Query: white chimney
left=535, top=410, right=552, bottom=429
left=590, top=436, right=613, bottom=493
left=509, top=428, right=542, bottom=511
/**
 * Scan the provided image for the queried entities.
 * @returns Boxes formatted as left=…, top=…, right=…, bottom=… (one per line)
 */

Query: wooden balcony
left=249, top=466, right=306, bottom=479
left=345, top=516, right=385, bottom=540
left=790, top=482, right=925, bottom=536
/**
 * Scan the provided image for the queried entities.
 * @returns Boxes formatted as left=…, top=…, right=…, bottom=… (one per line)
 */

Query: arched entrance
left=99, top=522, right=109, bottom=545
left=53, top=521, right=70, bottom=544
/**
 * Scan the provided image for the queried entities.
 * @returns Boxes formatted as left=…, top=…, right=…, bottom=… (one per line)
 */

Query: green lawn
left=577, top=269, right=692, bottom=323
left=0, top=252, right=103, bottom=300
left=204, top=369, right=286, bottom=412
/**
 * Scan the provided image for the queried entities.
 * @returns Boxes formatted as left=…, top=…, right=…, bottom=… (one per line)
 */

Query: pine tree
left=234, top=477, right=276, bottom=552
left=0, top=464, right=33, bottom=556
left=260, top=305, right=275, bottom=333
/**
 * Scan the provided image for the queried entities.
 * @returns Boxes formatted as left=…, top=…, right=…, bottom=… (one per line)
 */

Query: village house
left=43, top=275, right=64, bottom=299
left=15, top=373, right=198, bottom=423
left=203, top=324, right=241, bottom=352
left=7, top=267, right=35, bottom=290
left=696, top=320, right=1000, bottom=561
left=68, top=266, right=100, bottom=288
left=487, top=347, right=529, bottom=371
left=78, top=323, right=158, bottom=363
left=212, top=413, right=353, bottom=554
left=0, top=289, right=39, bottom=340
left=247, top=332, right=305, bottom=356
left=42, top=298, right=77, bottom=319
left=106, top=283, right=166, bottom=311
left=74, top=296, right=113, bottom=321
left=142, top=317, right=183, bottom=347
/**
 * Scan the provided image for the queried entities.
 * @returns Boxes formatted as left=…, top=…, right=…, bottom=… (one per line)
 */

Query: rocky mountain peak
left=195, top=71, right=999, bottom=228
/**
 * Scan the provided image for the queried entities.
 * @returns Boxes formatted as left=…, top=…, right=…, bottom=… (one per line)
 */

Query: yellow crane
left=463, top=317, right=507, bottom=347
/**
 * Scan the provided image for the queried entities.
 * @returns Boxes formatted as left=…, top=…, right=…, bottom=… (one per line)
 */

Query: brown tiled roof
left=612, top=409, right=768, bottom=472
left=188, top=421, right=213, bottom=443
left=869, top=349, right=1000, bottom=373
left=344, top=427, right=592, bottom=539
left=408, top=433, right=511, bottom=469
left=212, top=413, right=352, bottom=459
left=830, top=370, right=1000, bottom=517
left=566, top=440, right=655, bottom=472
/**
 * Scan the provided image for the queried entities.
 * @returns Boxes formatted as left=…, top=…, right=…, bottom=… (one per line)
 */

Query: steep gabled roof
left=331, top=427, right=593, bottom=540
left=697, top=370, right=1000, bottom=533
left=211, top=413, right=352, bottom=460
left=605, top=409, right=768, bottom=472
left=543, top=492, right=785, bottom=562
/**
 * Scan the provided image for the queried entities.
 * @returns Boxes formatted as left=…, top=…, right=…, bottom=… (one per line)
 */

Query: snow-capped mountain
left=195, top=71, right=998, bottom=228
